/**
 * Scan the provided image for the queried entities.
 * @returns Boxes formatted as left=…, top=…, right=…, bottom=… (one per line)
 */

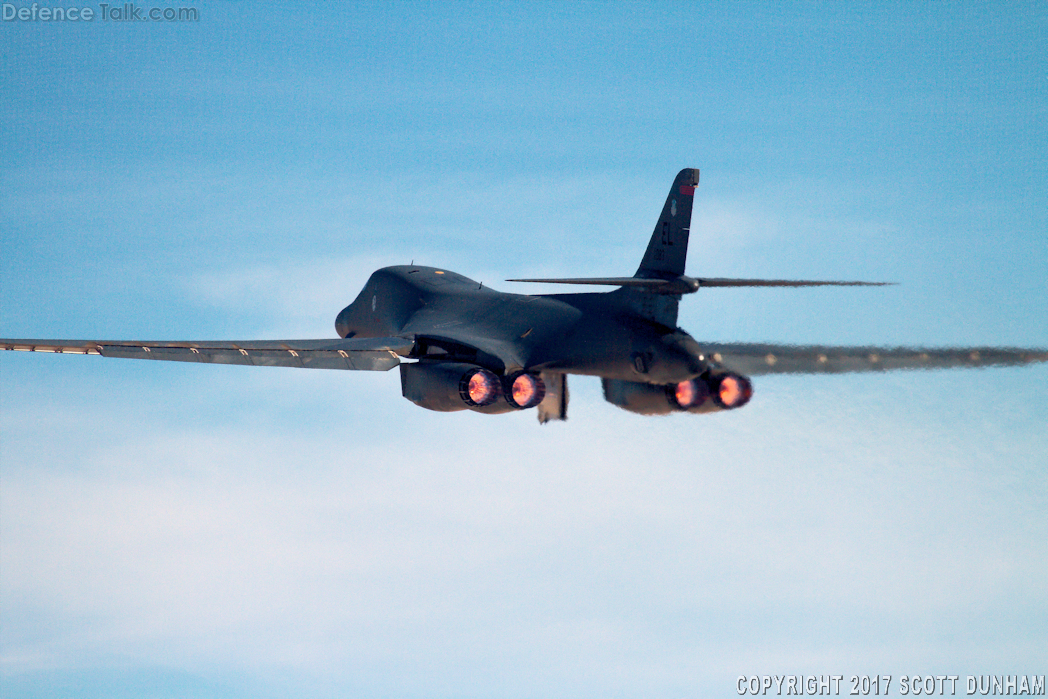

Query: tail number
left=660, top=222, right=673, bottom=250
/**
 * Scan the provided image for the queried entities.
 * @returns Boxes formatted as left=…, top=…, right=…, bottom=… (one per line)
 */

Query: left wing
left=698, top=343, right=1048, bottom=376
left=0, top=336, right=415, bottom=371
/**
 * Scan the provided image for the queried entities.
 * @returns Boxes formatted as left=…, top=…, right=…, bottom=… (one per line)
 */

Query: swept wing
left=700, top=343, right=1047, bottom=376
left=1, top=337, right=415, bottom=371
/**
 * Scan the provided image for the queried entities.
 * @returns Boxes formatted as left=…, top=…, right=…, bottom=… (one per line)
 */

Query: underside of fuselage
left=332, top=264, right=736, bottom=421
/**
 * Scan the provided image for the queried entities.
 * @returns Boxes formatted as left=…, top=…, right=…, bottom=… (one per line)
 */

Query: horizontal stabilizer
left=700, top=343, right=1047, bottom=376
left=507, top=276, right=890, bottom=291
left=1, top=336, right=415, bottom=371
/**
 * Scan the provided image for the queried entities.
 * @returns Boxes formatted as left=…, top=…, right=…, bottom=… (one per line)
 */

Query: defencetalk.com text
left=3, top=3, right=199, bottom=22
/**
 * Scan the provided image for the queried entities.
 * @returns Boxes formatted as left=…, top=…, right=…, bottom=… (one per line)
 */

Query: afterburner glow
left=464, top=370, right=500, bottom=406
left=673, top=379, right=709, bottom=408
left=507, top=372, right=546, bottom=409
left=712, top=373, right=753, bottom=409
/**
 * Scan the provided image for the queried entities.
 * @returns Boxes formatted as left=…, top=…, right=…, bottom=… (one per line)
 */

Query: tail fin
left=635, top=168, right=699, bottom=278
left=505, top=168, right=700, bottom=328
left=504, top=167, right=886, bottom=329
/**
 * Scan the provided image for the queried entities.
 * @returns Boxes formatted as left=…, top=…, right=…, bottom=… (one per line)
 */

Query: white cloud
left=3, top=365, right=1045, bottom=697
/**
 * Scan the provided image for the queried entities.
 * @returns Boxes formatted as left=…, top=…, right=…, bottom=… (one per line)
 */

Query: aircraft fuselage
left=335, top=265, right=706, bottom=384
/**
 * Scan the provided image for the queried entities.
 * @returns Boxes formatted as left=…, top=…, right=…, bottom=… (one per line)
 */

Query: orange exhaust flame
left=719, top=376, right=743, bottom=407
left=467, top=371, right=499, bottom=405
left=675, top=380, right=696, bottom=407
left=508, top=373, right=546, bottom=408
left=713, top=374, right=752, bottom=409
left=672, top=379, right=711, bottom=409
left=513, top=375, right=537, bottom=405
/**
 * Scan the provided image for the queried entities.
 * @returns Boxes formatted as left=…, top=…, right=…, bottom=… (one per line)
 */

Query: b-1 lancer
left=3, top=168, right=1045, bottom=422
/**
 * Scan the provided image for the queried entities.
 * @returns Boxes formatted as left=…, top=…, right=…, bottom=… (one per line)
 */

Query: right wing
left=0, top=336, right=416, bottom=371
left=699, top=343, right=1048, bottom=376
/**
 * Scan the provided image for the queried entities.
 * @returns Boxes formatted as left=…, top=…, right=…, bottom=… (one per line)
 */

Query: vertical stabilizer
left=506, top=168, right=701, bottom=328
left=618, top=168, right=699, bottom=328
left=635, top=168, right=699, bottom=278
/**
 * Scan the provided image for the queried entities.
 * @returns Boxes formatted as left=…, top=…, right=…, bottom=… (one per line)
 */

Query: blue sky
left=2, top=2, right=1046, bottom=698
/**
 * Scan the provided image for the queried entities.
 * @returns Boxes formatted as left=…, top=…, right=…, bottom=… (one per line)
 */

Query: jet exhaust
left=672, top=378, right=710, bottom=409
left=462, top=368, right=501, bottom=406
left=602, top=372, right=753, bottom=415
left=505, top=372, right=546, bottom=409
left=709, top=372, right=753, bottom=409
left=400, top=362, right=546, bottom=414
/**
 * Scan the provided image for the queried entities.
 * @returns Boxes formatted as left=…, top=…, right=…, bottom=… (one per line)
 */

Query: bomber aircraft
left=3, top=168, right=1045, bottom=422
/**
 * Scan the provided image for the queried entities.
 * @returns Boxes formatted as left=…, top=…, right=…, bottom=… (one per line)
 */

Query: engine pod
left=401, top=362, right=501, bottom=412
left=601, top=378, right=676, bottom=415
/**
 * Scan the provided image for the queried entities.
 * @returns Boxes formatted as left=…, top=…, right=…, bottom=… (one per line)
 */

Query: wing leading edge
left=0, top=337, right=415, bottom=371
left=699, top=343, right=1048, bottom=376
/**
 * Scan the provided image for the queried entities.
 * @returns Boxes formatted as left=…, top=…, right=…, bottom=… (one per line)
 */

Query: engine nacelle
left=601, top=378, right=679, bottom=415
left=602, top=373, right=752, bottom=415
left=400, top=363, right=546, bottom=414
left=400, top=362, right=508, bottom=413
